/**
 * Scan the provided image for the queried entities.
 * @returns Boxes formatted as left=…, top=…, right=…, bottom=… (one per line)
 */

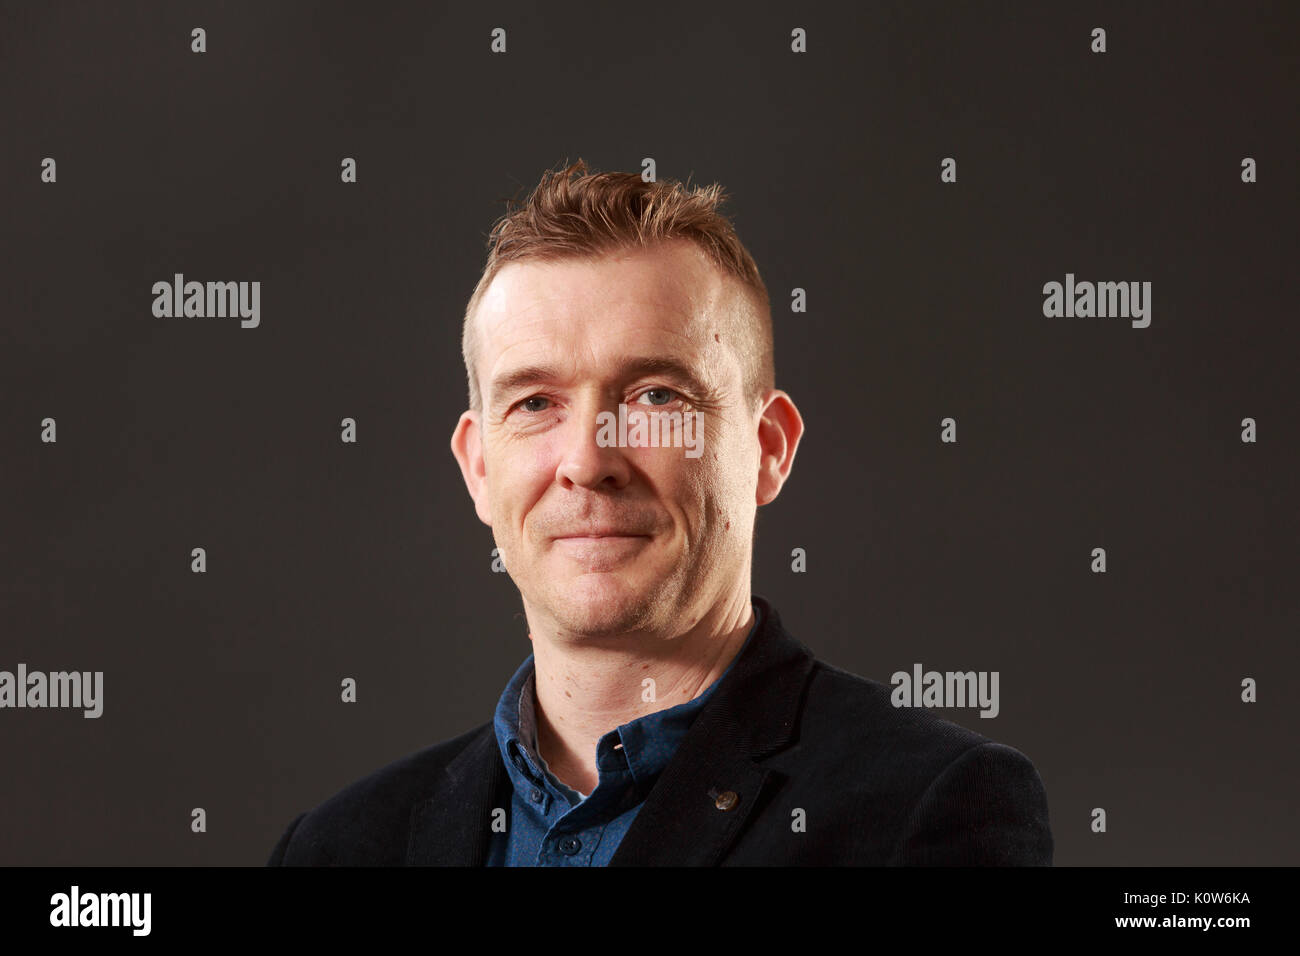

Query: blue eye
left=517, top=396, right=550, bottom=412
left=637, top=388, right=678, bottom=406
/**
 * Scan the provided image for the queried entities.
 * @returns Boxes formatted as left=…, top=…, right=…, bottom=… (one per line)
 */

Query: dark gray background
left=2, top=0, right=1296, bottom=865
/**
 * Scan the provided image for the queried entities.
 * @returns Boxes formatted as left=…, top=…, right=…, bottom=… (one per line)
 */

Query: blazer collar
left=406, top=594, right=815, bottom=865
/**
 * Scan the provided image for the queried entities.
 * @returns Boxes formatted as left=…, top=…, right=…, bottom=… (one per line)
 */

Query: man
left=267, top=159, right=1053, bottom=865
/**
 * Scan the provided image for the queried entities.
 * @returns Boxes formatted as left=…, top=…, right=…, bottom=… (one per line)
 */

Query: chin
left=546, top=573, right=663, bottom=636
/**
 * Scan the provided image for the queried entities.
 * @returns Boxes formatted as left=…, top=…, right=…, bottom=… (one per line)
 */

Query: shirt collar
left=492, top=600, right=764, bottom=801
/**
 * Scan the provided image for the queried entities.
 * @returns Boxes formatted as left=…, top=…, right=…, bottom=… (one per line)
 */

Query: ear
left=451, top=410, right=493, bottom=526
left=755, top=390, right=804, bottom=507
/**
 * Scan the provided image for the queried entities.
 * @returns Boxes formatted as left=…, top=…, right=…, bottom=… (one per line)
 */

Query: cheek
left=702, top=438, right=755, bottom=514
left=498, top=427, right=561, bottom=478
left=667, top=460, right=728, bottom=531
left=487, top=442, right=554, bottom=529
left=532, top=436, right=559, bottom=476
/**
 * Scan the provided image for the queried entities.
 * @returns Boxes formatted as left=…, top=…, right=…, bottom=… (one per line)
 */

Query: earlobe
left=450, top=412, right=493, bottom=527
left=755, top=391, right=804, bottom=507
left=756, top=455, right=780, bottom=507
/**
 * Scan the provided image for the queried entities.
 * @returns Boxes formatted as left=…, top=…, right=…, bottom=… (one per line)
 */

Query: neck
left=528, top=592, right=755, bottom=796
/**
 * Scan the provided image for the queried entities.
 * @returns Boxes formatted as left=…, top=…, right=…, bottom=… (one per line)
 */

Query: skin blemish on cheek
left=726, top=522, right=730, bottom=529
left=714, top=334, right=720, bottom=342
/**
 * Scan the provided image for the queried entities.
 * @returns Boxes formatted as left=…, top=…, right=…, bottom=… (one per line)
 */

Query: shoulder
left=801, top=657, right=996, bottom=756
left=754, top=600, right=1013, bottom=773
left=267, top=721, right=493, bottom=866
left=793, top=659, right=1053, bottom=864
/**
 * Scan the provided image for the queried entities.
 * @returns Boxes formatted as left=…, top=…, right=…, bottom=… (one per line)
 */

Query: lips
left=552, top=531, right=652, bottom=566
left=555, top=529, right=648, bottom=539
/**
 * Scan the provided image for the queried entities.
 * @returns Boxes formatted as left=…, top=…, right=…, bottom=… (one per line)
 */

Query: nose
left=554, top=398, right=633, bottom=490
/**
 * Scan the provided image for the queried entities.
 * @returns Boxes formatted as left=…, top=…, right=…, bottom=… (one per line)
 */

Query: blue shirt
left=486, top=601, right=762, bottom=866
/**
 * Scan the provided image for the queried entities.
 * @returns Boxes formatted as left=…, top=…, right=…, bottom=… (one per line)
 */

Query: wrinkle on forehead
left=476, top=241, right=737, bottom=381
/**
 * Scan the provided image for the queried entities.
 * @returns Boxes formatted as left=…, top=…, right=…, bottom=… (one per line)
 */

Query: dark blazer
left=268, top=596, right=1053, bottom=865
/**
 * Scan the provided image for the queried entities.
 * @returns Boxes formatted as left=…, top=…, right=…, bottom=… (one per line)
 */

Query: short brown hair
left=460, top=158, right=773, bottom=413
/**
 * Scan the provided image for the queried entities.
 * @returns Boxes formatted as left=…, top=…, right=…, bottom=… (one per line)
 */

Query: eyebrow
left=488, top=356, right=715, bottom=411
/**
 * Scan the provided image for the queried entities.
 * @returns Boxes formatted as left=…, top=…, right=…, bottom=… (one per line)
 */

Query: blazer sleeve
left=266, top=811, right=309, bottom=866
left=888, top=741, right=1054, bottom=866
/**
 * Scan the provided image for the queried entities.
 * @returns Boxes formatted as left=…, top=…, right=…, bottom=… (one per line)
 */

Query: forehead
left=474, top=240, right=735, bottom=376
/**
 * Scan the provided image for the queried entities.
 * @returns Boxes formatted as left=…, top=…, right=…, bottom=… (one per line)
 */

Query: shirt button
left=529, top=788, right=543, bottom=803
left=714, top=790, right=739, bottom=811
left=558, top=836, right=582, bottom=855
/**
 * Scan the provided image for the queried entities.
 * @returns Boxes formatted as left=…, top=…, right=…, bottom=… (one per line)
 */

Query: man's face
left=452, top=239, right=763, bottom=640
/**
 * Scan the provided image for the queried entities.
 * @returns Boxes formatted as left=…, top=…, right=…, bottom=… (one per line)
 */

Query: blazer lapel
left=405, top=595, right=815, bottom=867
left=406, top=724, right=506, bottom=865
left=610, top=596, right=815, bottom=865
left=608, top=741, right=778, bottom=866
